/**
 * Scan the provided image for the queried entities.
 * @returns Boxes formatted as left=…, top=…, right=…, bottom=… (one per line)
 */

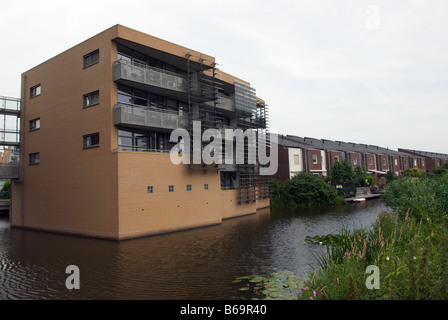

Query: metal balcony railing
left=0, top=96, right=20, bottom=115
left=113, top=60, right=188, bottom=93
left=0, top=162, right=19, bottom=179
left=113, top=103, right=189, bottom=131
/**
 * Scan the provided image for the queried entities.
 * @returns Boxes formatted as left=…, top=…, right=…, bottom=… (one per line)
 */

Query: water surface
left=0, top=199, right=387, bottom=300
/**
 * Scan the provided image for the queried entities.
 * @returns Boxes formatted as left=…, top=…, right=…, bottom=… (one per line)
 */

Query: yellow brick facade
left=10, top=25, right=270, bottom=240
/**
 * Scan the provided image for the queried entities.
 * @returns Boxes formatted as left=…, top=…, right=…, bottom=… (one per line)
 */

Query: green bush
left=403, top=168, right=425, bottom=178
left=0, top=180, right=11, bottom=199
left=382, top=172, right=448, bottom=223
left=269, top=172, right=345, bottom=207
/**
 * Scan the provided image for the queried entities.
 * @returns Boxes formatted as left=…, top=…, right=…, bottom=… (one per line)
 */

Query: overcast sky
left=1, top=0, right=447, bottom=154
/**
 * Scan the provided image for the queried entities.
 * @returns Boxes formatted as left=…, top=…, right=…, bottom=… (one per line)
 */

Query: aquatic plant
left=234, top=269, right=305, bottom=300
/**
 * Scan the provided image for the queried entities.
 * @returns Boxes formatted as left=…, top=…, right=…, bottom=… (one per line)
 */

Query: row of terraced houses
left=272, top=134, right=448, bottom=182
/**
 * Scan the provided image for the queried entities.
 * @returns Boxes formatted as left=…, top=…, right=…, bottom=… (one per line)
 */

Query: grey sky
left=1, top=0, right=447, bottom=153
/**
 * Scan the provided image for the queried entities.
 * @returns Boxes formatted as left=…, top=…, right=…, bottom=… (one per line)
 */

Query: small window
left=394, top=159, right=398, bottom=166
left=29, top=152, right=40, bottom=165
left=335, top=156, right=339, bottom=162
left=147, top=186, right=153, bottom=194
left=293, top=154, right=300, bottom=165
left=83, top=49, right=99, bottom=68
left=187, top=184, right=192, bottom=191
left=369, top=158, right=373, bottom=165
left=30, top=118, right=40, bottom=131
left=204, top=184, right=209, bottom=190
left=169, top=185, right=174, bottom=192
left=83, top=132, right=99, bottom=149
left=30, top=84, right=41, bottom=98
left=353, top=157, right=358, bottom=165
left=83, top=91, right=99, bottom=108
left=383, top=158, right=386, bottom=166
left=312, top=154, right=318, bottom=164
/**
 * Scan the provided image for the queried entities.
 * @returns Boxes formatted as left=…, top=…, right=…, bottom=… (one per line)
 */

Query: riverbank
left=345, top=193, right=381, bottom=203
left=299, top=172, right=448, bottom=300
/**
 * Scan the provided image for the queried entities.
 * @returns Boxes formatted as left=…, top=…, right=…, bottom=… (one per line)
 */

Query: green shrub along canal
left=0, top=199, right=386, bottom=299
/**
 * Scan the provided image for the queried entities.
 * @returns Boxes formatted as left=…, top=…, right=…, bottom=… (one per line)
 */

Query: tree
left=330, top=159, right=354, bottom=186
left=354, top=165, right=372, bottom=187
left=1, top=180, right=11, bottom=199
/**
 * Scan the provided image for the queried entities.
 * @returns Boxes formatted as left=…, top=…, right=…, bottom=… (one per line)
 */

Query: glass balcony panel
left=113, top=103, right=188, bottom=131
left=113, top=61, right=187, bottom=93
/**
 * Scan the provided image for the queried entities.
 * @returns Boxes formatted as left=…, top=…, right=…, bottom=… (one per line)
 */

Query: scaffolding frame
left=183, top=54, right=270, bottom=202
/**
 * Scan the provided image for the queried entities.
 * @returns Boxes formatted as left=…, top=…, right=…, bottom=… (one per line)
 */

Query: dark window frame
left=204, top=184, right=209, bottom=190
left=83, top=49, right=99, bottom=69
left=83, top=90, right=100, bottom=108
left=29, top=152, right=40, bottom=165
left=147, top=186, right=153, bottom=194
left=169, top=185, right=174, bottom=192
left=83, top=132, right=100, bottom=149
left=30, top=118, right=40, bottom=131
left=30, top=84, right=41, bottom=98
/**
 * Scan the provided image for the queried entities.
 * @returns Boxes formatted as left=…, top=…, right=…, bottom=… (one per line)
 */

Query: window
left=117, top=127, right=172, bottom=152
left=169, top=185, right=174, bottom=192
left=204, top=184, right=209, bottom=190
left=147, top=186, right=153, bottom=194
left=83, top=132, right=99, bottom=148
left=353, top=157, right=358, bottom=165
left=187, top=184, right=192, bottom=191
left=30, top=118, right=40, bottom=131
left=394, top=159, right=398, bottom=166
left=83, top=91, right=99, bottom=108
left=369, top=158, right=373, bottom=165
left=83, top=49, right=99, bottom=68
left=29, top=152, right=40, bottom=165
left=422, top=160, right=425, bottom=167
left=293, top=154, right=300, bottom=165
left=383, top=158, right=386, bottom=166
left=312, top=154, right=318, bottom=164
left=30, top=84, right=41, bottom=98
left=335, top=156, right=339, bottom=162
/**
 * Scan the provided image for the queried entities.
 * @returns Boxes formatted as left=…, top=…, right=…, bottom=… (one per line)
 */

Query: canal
left=0, top=199, right=387, bottom=300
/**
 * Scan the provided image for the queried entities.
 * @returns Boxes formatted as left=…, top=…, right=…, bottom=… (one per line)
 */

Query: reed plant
left=300, top=172, right=448, bottom=300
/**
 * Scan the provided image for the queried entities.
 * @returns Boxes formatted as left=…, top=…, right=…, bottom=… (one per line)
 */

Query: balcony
left=203, top=94, right=235, bottom=113
left=0, top=162, right=19, bottom=179
left=113, top=60, right=187, bottom=94
left=0, top=96, right=20, bottom=116
left=113, top=103, right=189, bottom=131
left=219, top=164, right=238, bottom=172
left=216, top=95, right=235, bottom=112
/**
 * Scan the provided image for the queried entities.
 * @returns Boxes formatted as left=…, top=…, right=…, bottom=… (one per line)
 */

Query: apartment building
left=10, top=25, right=270, bottom=240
